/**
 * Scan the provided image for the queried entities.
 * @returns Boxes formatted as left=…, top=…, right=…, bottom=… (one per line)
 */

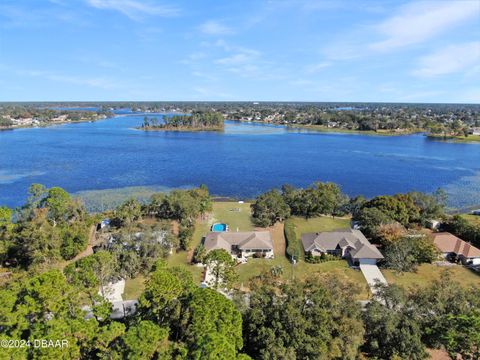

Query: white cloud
left=412, top=42, right=480, bottom=77
left=305, top=62, right=331, bottom=73
left=14, top=68, right=117, bottom=89
left=215, top=49, right=260, bottom=66
left=369, top=1, right=479, bottom=52
left=86, top=0, right=179, bottom=20
left=199, top=20, right=233, bottom=35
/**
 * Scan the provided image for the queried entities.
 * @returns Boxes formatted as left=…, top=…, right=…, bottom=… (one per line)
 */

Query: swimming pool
left=212, top=223, right=228, bottom=232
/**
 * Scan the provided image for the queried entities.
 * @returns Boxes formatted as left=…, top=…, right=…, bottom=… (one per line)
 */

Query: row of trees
left=251, top=182, right=348, bottom=227
left=251, top=182, right=446, bottom=229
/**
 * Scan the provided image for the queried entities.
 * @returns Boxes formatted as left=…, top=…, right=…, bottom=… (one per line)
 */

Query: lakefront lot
left=123, top=201, right=476, bottom=301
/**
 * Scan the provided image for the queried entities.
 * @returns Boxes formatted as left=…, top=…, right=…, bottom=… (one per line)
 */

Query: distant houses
left=301, top=229, right=384, bottom=266
left=432, top=232, right=480, bottom=266
left=204, top=231, right=274, bottom=259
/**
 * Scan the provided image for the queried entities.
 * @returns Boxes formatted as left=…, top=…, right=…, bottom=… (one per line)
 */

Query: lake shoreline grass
left=426, top=134, right=480, bottom=143
left=287, top=124, right=424, bottom=136
left=137, top=125, right=224, bottom=132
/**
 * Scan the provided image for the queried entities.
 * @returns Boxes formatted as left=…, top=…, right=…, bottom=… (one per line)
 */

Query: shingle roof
left=301, top=228, right=383, bottom=259
left=204, top=231, right=273, bottom=252
left=432, top=232, right=480, bottom=258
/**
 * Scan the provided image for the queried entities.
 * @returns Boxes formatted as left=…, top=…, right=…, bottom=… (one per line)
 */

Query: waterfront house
left=432, top=232, right=480, bottom=265
left=301, top=229, right=384, bottom=265
left=204, top=231, right=274, bottom=259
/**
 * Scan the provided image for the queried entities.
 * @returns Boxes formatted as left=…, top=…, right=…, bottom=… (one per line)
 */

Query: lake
left=1, top=113, right=479, bottom=210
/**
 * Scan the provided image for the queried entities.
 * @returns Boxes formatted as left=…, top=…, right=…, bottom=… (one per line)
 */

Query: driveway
left=359, top=264, right=387, bottom=295
left=99, top=279, right=125, bottom=302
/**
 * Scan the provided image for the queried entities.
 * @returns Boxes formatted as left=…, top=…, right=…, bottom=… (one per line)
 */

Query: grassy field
left=383, top=263, right=480, bottom=290
left=123, top=275, right=147, bottom=300
left=291, top=215, right=351, bottom=235
left=209, top=201, right=254, bottom=231
left=460, top=214, right=480, bottom=226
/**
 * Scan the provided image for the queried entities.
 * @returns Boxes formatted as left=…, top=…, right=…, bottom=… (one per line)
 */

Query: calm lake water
left=1, top=113, right=480, bottom=210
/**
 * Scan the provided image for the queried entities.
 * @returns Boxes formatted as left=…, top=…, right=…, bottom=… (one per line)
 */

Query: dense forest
left=1, top=183, right=479, bottom=359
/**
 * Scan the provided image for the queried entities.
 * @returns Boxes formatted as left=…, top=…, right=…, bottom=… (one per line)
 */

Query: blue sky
left=0, top=0, right=479, bottom=103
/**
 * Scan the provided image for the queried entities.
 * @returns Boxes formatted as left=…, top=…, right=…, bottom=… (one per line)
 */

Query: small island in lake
left=140, top=111, right=224, bottom=132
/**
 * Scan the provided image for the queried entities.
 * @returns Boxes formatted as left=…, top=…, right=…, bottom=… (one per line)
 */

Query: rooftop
left=432, top=232, right=480, bottom=258
left=301, top=228, right=384, bottom=259
left=204, top=231, right=273, bottom=252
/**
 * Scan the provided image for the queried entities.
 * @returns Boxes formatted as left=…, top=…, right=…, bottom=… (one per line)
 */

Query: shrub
left=305, top=253, right=339, bottom=264
left=284, top=219, right=301, bottom=261
left=178, top=220, right=195, bottom=250
left=253, top=252, right=266, bottom=258
left=192, top=243, right=206, bottom=264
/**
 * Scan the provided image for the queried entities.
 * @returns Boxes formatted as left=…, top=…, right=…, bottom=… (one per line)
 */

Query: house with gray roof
left=301, top=229, right=383, bottom=265
left=204, top=231, right=274, bottom=259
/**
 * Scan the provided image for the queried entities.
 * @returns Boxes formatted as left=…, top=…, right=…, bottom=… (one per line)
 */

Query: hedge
left=284, top=219, right=302, bottom=261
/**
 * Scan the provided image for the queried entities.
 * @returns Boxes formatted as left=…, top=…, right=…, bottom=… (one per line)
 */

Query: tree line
left=141, top=111, right=224, bottom=130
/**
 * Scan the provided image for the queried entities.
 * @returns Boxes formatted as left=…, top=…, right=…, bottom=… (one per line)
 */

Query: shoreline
left=138, top=126, right=224, bottom=132
left=231, top=119, right=423, bottom=136
left=0, top=116, right=111, bottom=131
left=286, top=124, right=423, bottom=136
left=426, top=134, right=480, bottom=143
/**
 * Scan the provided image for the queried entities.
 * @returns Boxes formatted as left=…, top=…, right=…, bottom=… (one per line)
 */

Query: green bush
left=305, top=253, right=339, bottom=264
left=284, top=219, right=301, bottom=261
left=179, top=220, right=195, bottom=250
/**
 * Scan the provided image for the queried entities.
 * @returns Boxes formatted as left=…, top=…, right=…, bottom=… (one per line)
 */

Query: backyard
left=166, top=201, right=253, bottom=282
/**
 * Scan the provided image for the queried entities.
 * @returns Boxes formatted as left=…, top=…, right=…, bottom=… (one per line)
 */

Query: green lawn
left=383, top=263, right=480, bottom=291
left=235, top=258, right=370, bottom=299
left=461, top=214, right=480, bottom=226
left=123, top=275, right=146, bottom=300
left=292, top=215, right=351, bottom=236
left=210, top=201, right=254, bottom=231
